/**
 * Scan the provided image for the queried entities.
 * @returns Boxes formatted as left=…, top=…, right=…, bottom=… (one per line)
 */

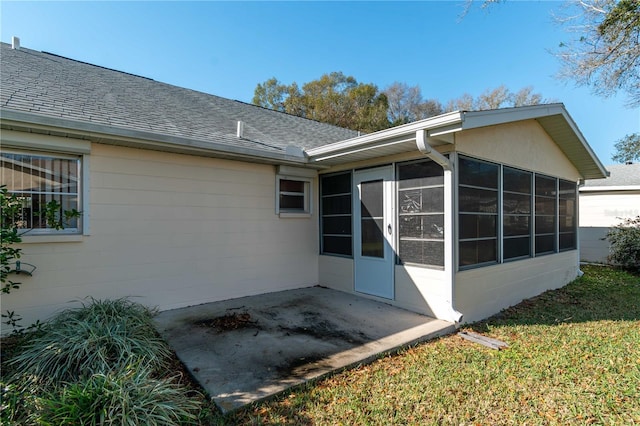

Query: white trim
left=1, top=109, right=319, bottom=168
left=1, top=147, right=86, bottom=237
left=21, top=234, right=84, bottom=244
left=1, top=129, right=91, bottom=154
left=81, top=154, right=91, bottom=235
left=306, top=104, right=607, bottom=180
left=276, top=165, right=318, bottom=179
left=275, top=175, right=312, bottom=217
left=579, top=185, right=640, bottom=192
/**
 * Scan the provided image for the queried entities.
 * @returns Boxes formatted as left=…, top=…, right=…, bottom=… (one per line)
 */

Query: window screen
left=320, top=172, right=352, bottom=256
left=397, top=159, right=444, bottom=267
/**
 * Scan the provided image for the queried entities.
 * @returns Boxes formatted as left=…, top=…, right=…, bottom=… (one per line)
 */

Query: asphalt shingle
left=0, top=43, right=359, bottom=154
left=583, top=163, right=640, bottom=187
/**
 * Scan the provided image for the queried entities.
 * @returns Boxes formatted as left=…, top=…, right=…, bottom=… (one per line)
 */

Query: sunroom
left=306, top=104, right=608, bottom=323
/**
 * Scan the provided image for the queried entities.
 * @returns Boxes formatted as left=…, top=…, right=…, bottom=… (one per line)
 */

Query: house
left=579, top=162, right=640, bottom=263
left=0, top=41, right=608, bottom=331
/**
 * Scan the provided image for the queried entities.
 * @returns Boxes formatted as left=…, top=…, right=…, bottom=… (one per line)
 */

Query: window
left=277, top=177, right=310, bottom=215
left=458, top=157, right=499, bottom=268
left=558, top=179, right=577, bottom=251
left=534, top=175, right=556, bottom=255
left=1, top=150, right=81, bottom=234
left=397, top=159, right=444, bottom=268
left=320, top=172, right=352, bottom=256
left=457, top=155, right=578, bottom=270
left=503, top=167, right=532, bottom=260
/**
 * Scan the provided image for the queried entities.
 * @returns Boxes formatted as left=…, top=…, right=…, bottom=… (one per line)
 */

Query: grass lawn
left=2, top=265, right=638, bottom=425
left=206, top=265, right=640, bottom=425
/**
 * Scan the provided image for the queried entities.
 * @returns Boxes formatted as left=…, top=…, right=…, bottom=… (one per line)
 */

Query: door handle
left=387, top=224, right=392, bottom=235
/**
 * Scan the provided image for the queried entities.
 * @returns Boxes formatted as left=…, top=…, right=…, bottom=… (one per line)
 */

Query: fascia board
left=580, top=185, right=640, bottom=192
left=459, top=104, right=566, bottom=130
left=306, top=111, right=462, bottom=159
left=462, top=104, right=608, bottom=180
left=0, top=109, right=317, bottom=167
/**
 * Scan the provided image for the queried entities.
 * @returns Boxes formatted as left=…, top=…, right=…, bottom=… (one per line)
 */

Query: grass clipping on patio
left=219, top=265, right=640, bottom=425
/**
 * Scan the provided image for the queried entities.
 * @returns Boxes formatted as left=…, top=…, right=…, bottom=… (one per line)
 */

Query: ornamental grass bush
left=607, top=216, right=640, bottom=272
left=9, top=298, right=171, bottom=385
left=1, top=298, right=201, bottom=425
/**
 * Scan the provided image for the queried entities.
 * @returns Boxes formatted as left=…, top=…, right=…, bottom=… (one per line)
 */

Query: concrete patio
left=154, top=286, right=456, bottom=413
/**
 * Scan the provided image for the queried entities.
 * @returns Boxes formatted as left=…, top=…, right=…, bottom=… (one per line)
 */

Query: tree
left=556, top=0, right=640, bottom=107
left=383, top=82, right=443, bottom=125
left=253, top=72, right=391, bottom=133
left=471, top=0, right=640, bottom=107
left=444, top=86, right=545, bottom=111
left=252, top=77, right=288, bottom=112
left=475, top=85, right=512, bottom=110
left=611, top=132, right=640, bottom=162
left=512, top=86, right=544, bottom=106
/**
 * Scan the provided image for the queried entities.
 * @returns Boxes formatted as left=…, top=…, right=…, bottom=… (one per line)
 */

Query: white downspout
left=417, top=130, right=464, bottom=323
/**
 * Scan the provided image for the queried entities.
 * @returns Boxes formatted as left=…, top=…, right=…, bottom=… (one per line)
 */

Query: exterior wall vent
left=236, top=121, right=245, bottom=139
left=12, top=36, right=20, bottom=50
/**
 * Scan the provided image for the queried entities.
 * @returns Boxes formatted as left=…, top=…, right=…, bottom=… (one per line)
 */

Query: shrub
left=3, top=298, right=202, bottom=425
left=9, top=298, right=171, bottom=386
left=607, top=216, right=640, bottom=272
left=36, top=366, right=201, bottom=426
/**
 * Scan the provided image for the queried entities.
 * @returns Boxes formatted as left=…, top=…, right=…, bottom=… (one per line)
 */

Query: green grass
left=2, top=266, right=638, bottom=425
left=207, top=265, right=640, bottom=425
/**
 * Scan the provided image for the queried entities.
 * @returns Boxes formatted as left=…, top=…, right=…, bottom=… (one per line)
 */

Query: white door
left=353, top=166, right=394, bottom=299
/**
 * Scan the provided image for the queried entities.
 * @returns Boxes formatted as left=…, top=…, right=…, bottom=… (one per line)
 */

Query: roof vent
left=236, top=121, right=245, bottom=139
left=12, top=36, right=20, bottom=50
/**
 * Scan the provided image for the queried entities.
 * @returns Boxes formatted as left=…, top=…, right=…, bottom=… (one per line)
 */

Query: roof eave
left=307, top=104, right=609, bottom=180
left=1, top=109, right=324, bottom=168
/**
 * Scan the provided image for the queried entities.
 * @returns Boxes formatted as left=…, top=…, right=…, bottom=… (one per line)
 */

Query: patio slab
left=154, top=286, right=456, bottom=413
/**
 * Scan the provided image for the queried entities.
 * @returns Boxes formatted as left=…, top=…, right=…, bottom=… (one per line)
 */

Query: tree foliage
left=253, top=72, right=390, bottom=133
left=444, top=85, right=545, bottom=111
left=611, top=132, right=640, bottom=162
left=556, top=0, right=640, bottom=107
left=383, top=82, right=444, bottom=125
left=472, top=0, right=640, bottom=106
left=607, top=216, right=640, bottom=271
left=254, top=74, right=545, bottom=131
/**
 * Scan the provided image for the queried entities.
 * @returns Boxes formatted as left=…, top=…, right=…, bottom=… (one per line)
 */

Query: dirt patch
left=193, top=312, right=257, bottom=332
left=279, top=319, right=369, bottom=344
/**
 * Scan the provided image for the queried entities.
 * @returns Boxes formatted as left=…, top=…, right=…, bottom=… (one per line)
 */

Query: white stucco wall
left=579, top=227, right=610, bottom=263
left=579, top=191, right=640, bottom=227
left=453, top=120, right=582, bottom=322
left=454, top=120, right=582, bottom=182
left=3, top=142, right=320, bottom=329
left=578, top=190, right=640, bottom=264
left=455, top=251, right=580, bottom=323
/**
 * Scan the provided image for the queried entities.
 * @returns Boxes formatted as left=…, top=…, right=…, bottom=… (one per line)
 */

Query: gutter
left=416, top=130, right=464, bottom=324
left=0, top=109, right=327, bottom=169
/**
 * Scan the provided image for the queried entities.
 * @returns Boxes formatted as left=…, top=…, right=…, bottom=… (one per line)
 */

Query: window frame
left=1, top=148, right=83, bottom=236
left=319, top=171, right=353, bottom=257
left=456, top=154, right=578, bottom=271
left=502, top=166, right=533, bottom=262
left=276, top=175, right=312, bottom=217
left=457, top=156, right=500, bottom=269
left=534, top=174, right=557, bottom=256
left=558, top=179, right=577, bottom=251
left=396, top=158, right=445, bottom=269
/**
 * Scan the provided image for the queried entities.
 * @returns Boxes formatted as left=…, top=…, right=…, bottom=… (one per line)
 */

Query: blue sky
left=1, top=1, right=638, bottom=164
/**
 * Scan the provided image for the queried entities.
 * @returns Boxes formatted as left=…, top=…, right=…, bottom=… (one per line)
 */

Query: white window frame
left=276, top=175, right=312, bottom=217
left=1, top=130, right=90, bottom=242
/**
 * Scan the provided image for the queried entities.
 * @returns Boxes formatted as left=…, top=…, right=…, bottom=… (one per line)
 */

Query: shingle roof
left=583, top=163, right=640, bottom=187
left=0, top=43, right=358, bottom=156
